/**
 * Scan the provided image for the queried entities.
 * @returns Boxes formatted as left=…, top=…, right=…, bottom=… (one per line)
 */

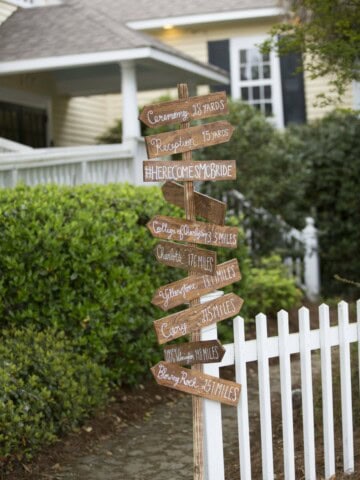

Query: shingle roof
left=0, top=0, right=281, bottom=62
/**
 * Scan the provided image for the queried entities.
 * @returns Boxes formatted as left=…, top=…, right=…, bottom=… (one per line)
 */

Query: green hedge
left=0, top=326, right=107, bottom=463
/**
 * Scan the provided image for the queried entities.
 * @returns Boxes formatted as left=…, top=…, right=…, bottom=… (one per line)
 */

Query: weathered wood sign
left=145, top=121, right=235, bottom=159
left=153, top=293, right=243, bottom=344
left=151, top=361, right=241, bottom=406
left=164, top=340, right=226, bottom=366
left=139, top=91, right=228, bottom=128
left=152, top=259, right=241, bottom=311
left=143, top=160, right=236, bottom=182
left=147, top=215, right=238, bottom=248
left=162, top=181, right=226, bottom=226
left=154, top=241, right=217, bottom=275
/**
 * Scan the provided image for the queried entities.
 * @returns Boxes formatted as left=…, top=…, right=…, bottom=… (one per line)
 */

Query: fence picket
left=299, top=307, right=316, bottom=479
left=319, top=304, right=335, bottom=479
left=233, top=316, right=252, bottom=479
left=277, top=310, right=295, bottom=479
left=256, top=313, right=274, bottom=480
left=338, top=301, right=354, bottom=474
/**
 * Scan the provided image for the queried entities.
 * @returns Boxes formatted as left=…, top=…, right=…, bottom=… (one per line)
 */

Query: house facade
left=0, top=0, right=358, bottom=148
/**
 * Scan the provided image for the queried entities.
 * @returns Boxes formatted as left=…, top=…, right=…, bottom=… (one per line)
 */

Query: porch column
left=120, top=61, right=141, bottom=140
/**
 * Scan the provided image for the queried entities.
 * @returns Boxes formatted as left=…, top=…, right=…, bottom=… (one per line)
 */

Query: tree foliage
left=262, top=0, right=360, bottom=104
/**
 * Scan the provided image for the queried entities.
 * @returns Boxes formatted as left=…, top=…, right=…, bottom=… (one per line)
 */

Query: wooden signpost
left=143, top=160, right=236, bottom=182
left=163, top=340, right=225, bottom=366
left=154, top=241, right=217, bottom=275
left=152, top=258, right=241, bottom=311
left=145, top=120, right=235, bottom=158
left=151, top=361, right=240, bottom=407
left=147, top=215, right=238, bottom=248
left=162, top=181, right=226, bottom=225
left=140, top=85, right=242, bottom=480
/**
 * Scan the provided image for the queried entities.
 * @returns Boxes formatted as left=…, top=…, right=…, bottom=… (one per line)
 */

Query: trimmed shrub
left=0, top=327, right=107, bottom=463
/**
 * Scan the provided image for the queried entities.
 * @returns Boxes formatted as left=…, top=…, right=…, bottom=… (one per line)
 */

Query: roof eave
left=126, top=7, right=285, bottom=30
left=0, top=46, right=229, bottom=85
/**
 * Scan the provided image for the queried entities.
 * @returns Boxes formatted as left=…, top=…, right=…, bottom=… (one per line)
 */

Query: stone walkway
left=48, top=358, right=315, bottom=480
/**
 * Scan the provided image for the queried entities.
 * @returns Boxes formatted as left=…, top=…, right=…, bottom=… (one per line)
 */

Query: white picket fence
left=200, top=298, right=360, bottom=480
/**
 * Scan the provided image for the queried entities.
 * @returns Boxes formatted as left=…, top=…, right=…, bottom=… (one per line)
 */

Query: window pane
left=264, top=85, right=271, bottom=99
left=251, top=65, right=259, bottom=80
left=240, top=49, right=247, bottom=64
left=253, top=86, right=260, bottom=100
left=253, top=104, right=261, bottom=112
left=240, top=66, right=248, bottom=80
left=265, top=103, right=273, bottom=116
left=241, top=87, right=249, bottom=101
left=262, top=52, right=270, bottom=62
left=263, top=64, right=271, bottom=79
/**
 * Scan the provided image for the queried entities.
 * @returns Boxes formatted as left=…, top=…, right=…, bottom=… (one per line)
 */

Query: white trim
left=353, top=81, right=360, bottom=110
left=230, top=35, right=284, bottom=128
left=127, top=7, right=284, bottom=30
left=0, top=86, right=52, bottom=145
left=0, top=46, right=228, bottom=84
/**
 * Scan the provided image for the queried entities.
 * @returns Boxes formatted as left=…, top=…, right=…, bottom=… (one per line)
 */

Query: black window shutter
left=280, top=52, right=306, bottom=125
left=207, top=39, right=231, bottom=95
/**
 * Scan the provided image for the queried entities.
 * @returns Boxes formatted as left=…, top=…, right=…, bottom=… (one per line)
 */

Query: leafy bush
left=0, top=327, right=107, bottom=463
left=290, top=111, right=360, bottom=297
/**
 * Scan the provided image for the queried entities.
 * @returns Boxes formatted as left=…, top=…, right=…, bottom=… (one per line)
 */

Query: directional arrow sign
left=153, top=293, right=243, bottom=344
left=154, top=241, right=217, bottom=275
left=145, top=121, right=235, bottom=159
left=147, top=215, right=238, bottom=248
left=162, top=181, right=226, bottom=226
left=139, top=91, right=228, bottom=128
left=143, top=160, right=236, bottom=182
left=163, top=340, right=226, bottom=366
left=151, top=361, right=241, bottom=406
left=152, top=258, right=241, bottom=311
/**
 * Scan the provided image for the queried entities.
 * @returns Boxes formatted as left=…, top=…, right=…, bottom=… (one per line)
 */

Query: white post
left=302, top=217, right=320, bottom=301
left=120, top=61, right=141, bottom=141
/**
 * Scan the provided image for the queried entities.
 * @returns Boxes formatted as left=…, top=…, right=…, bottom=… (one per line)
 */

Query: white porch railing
left=201, top=298, right=360, bottom=480
left=0, top=138, right=147, bottom=187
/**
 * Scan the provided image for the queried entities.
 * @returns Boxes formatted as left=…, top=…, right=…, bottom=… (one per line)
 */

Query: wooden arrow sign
left=147, top=215, right=238, bottom=248
left=162, top=181, right=226, bottom=226
left=154, top=241, right=217, bottom=275
left=151, top=361, right=241, bottom=406
left=152, top=258, right=241, bottom=311
left=143, top=160, right=236, bottom=182
left=145, top=121, right=235, bottom=159
left=163, top=340, right=226, bottom=366
left=139, top=91, right=228, bottom=128
left=153, top=293, right=243, bottom=344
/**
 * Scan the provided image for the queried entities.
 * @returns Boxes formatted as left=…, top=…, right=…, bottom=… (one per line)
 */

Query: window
left=230, top=36, right=284, bottom=128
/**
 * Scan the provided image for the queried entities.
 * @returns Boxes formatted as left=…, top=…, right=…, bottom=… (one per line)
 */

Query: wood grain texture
left=154, top=241, right=217, bottom=275
left=145, top=121, right=235, bottom=159
left=162, top=181, right=226, bottom=226
left=153, top=293, right=243, bottom=344
left=147, top=215, right=238, bottom=248
left=152, top=258, right=241, bottom=311
left=163, top=340, right=225, bottom=366
left=151, top=361, right=241, bottom=407
left=143, top=160, right=236, bottom=182
left=139, top=91, right=228, bottom=127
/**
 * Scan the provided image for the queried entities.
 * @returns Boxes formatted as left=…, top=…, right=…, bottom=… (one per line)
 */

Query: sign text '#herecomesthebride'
left=143, top=160, right=236, bottom=182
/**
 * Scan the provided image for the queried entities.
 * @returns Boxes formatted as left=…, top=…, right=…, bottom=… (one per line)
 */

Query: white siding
left=0, top=1, right=17, bottom=25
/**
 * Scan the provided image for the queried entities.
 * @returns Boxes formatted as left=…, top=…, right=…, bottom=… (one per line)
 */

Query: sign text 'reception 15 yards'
left=147, top=215, right=238, bottom=248
left=154, top=241, right=217, bottom=275
left=151, top=361, right=241, bottom=406
left=139, top=91, right=228, bottom=128
left=143, top=160, right=236, bottom=183
left=152, top=258, right=241, bottom=311
left=153, top=293, right=243, bottom=344
left=145, top=121, right=234, bottom=159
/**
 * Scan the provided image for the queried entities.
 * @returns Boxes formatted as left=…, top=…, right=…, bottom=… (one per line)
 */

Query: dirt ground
left=2, top=304, right=359, bottom=479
